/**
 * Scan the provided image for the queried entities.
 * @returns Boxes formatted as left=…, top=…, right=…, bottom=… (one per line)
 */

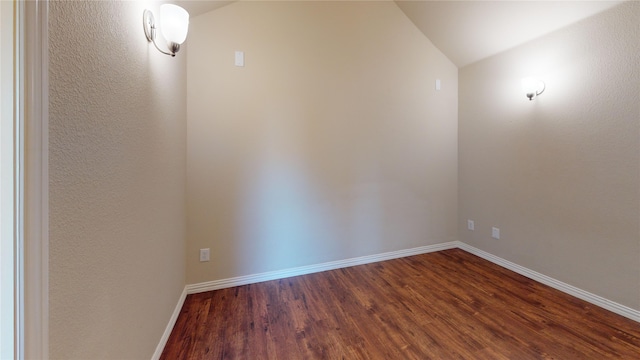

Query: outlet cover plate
left=200, top=248, right=210, bottom=262
left=467, top=220, right=475, bottom=230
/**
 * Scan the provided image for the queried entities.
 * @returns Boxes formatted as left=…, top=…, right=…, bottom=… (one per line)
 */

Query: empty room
left=6, top=0, right=638, bottom=359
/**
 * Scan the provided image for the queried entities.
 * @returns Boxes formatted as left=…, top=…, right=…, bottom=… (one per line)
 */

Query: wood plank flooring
left=161, top=249, right=640, bottom=359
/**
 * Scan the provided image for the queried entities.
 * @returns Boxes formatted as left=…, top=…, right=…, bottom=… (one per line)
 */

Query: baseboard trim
left=151, top=287, right=187, bottom=360
left=185, top=241, right=458, bottom=294
left=155, top=240, right=639, bottom=358
left=456, top=241, right=640, bottom=323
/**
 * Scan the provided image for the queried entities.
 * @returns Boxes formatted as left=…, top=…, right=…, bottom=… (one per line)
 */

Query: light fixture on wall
left=521, top=77, right=546, bottom=101
left=143, top=4, right=190, bottom=57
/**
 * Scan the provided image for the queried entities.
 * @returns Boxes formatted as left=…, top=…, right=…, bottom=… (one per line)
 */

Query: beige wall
left=187, top=1, right=458, bottom=283
left=48, top=1, right=186, bottom=358
left=43, top=1, right=639, bottom=357
left=459, top=2, right=640, bottom=310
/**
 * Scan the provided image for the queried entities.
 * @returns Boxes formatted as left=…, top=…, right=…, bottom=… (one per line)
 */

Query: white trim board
left=186, top=242, right=458, bottom=294
left=156, top=240, right=640, bottom=358
left=151, top=242, right=457, bottom=359
left=185, top=241, right=640, bottom=322
left=151, top=288, right=187, bottom=360
left=22, top=1, right=50, bottom=358
left=456, top=242, right=640, bottom=323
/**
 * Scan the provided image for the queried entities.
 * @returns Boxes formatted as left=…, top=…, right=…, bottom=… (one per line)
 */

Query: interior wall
left=187, top=1, right=458, bottom=284
left=48, top=1, right=186, bottom=358
left=459, top=2, right=639, bottom=310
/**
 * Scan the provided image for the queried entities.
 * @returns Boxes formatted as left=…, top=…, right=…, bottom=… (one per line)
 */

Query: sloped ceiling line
left=178, top=0, right=623, bottom=68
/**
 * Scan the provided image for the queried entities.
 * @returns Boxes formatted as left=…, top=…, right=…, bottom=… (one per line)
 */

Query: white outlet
left=467, top=220, right=475, bottom=231
left=199, top=248, right=210, bottom=262
left=235, top=51, right=244, bottom=67
left=492, top=227, right=500, bottom=239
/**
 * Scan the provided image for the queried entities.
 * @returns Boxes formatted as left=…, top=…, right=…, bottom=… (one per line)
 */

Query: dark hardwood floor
left=161, top=249, right=640, bottom=359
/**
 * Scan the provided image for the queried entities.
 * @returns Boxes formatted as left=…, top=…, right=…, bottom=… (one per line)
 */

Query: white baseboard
left=456, top=241, right=640, bottom=323
left=155, top=240, right=640, bottom=358
left=151, top=288, right=187, bottom=360
left=186, top=241, right=458, bottom=294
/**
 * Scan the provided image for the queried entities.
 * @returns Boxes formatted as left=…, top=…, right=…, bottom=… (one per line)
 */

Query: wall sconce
left=143, top=4, right=190, bottom=57
left=521, top=77, right=546, bottom=101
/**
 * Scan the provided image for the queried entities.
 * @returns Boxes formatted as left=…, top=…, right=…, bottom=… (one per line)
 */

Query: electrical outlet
left=492, top=227, right=500, bottom=239
left=235, top=51, right=244, bottom=67
left=467, top=220, right=475, bottom=231
left=199, top=248, right=210, bottom=262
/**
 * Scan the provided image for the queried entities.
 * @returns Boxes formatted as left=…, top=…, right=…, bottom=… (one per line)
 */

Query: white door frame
left=1, top=1, right=17, bottom=357
left=21, top=0, right=49, bottom=358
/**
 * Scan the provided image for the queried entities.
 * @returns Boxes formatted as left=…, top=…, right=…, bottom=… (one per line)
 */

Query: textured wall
left=48, top=1, right=186, bottom=358
left=186, top=1, right=458, bottom=284
left=459, top=2, right=640, bottom=310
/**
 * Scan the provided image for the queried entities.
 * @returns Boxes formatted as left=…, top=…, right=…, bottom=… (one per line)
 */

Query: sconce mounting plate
left=143, top=9, right=155, bottom=42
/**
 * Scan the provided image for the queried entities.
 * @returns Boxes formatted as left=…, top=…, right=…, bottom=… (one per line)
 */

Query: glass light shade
left=521, top=76, right=545, bottom=100
left=160, top=4, right=189, bottom=45
left=521, top=77, right=539, bottom=94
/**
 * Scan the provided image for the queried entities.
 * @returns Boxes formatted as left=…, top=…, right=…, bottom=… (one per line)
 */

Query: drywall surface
left=49, top=1, right=186, bottom=358
left=187, top=1, right=458, bottom=283
left=459, top=2, right=640, bottom=310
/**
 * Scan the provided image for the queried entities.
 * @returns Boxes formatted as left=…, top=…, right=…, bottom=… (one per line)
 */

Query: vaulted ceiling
left=177, top=0, right=624, bottom=68
left=394, top=0, right=623, bottom=67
